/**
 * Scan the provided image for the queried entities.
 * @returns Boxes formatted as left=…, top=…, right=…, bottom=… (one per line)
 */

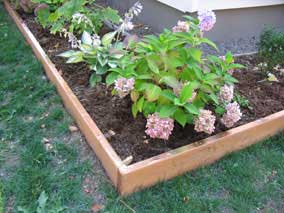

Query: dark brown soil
left=18, top=12, right=284, bottom=164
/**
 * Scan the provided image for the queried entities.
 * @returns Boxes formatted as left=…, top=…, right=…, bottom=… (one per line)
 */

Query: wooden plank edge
left=3, top=0, right=123, bottom=187
left=118, top=110, right=284, bottom=195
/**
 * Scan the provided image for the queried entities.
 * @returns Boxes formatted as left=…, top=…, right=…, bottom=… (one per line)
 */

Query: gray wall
left=107, top=0, right=284, bottom=53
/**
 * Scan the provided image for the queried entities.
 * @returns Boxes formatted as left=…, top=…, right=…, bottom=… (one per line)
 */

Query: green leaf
left=224, top=75, right=239, bottom=83
left=136, top=74, right=153, bottom=80
left=132, top=102, right=138, bottom=118
left=225, top=51, right=234, bottom=64
left=192, top=66, right=203, bottom=79
left=142, top=101, right=156, bottom=116
left=174, top=98, right=183, bottom=106
left=215, top=106, right=225, bottom=116
left=102, top=7, right=121, bottom=24
left=188, top=48, right=202, bottom=62
left=36, top=8, right=50, bottom=28
left=160, top=89, right=176, bottom=101
left=174, top=109, right=187, bottom=127
left=159, top=104, right=177, bottom=118
left=137, top=96, right=145, bottom=112
left=228, top=63, right=246, bottom=69
left=180, top=83, right=193, bottom=104
left=102, top=31, right=117, bottom=47
left=145, top=84, right=162, bottom=102
left=209, top=93, right=219, bottom=104
left=89, top=74, right=102, bottom=87
left=131, top=90, right=139, bottom=102
left=37, top=191, right=48, bottom=212
left=179, top=82, right=198, bottom=104
left=184, top=103, right=200, bottom=115
left=66, top=55, right=84, bottom=63
left=200, top=38, right=218, bottom=50
left=160, top=76, right=181, bottom=89
left=58, top=50, right=82, bottom=58
left=95, top=65, right=108, bottom=75
left=146, top=56, right=160, bottom=74
left=106, top=72, right=119, bottom=86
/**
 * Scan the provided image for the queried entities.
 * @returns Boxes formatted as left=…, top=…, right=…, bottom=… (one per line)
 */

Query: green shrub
left=35, top=0, right=120, bottom=35
left=259, top=27, right=284, bottom=69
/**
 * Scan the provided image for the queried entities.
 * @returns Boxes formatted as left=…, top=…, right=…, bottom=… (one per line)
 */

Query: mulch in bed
left=18, top=11, right=284, bottom=163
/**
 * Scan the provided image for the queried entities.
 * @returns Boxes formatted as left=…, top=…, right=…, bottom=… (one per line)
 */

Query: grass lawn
left=1, top=3, right=284, bottom=212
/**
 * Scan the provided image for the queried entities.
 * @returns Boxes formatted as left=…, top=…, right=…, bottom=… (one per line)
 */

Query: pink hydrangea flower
left=194, top=110, right=216, bottom=134
left=228, top=69, right=234, bottom=75
left=219, top=84, right=234, bottom=103
left=114, top=77, right=135, bottom=98
left=145, top=113, right=174, bottom=140
left=172, top=21, right=190, bottom=33
left=221, top=102, right=242, bottom=128
left=198, top=9, right=216, bottom=32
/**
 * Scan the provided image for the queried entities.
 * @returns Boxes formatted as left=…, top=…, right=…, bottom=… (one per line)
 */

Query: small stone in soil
left=69, top=125, right=78, bottom=132
left=104, top=130, right=116, bottom=139
left=143, top=140, right=149, bottom=144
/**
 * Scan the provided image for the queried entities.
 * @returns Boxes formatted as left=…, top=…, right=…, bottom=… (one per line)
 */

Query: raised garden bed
left=4, top=0, right=284, bottom=195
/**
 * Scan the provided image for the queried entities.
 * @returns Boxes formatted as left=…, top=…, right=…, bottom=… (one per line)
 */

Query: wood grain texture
left=4, top=0, right=123, bottom=187
left=118, top=111, right=284, bottom=195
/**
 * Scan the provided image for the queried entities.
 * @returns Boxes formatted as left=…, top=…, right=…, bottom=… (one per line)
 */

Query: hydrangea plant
left=107, top=10, right=244, bottom=140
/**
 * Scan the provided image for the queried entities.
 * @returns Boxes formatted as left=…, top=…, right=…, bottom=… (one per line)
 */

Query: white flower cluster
left=114, top=77, right=135, bottom=98
left=221, top=102, right=242, bottom=128
left=60, top=28, right=81, bottom=49
left=194, top=110, right=216, bottom=134
left=118, top=1, right=143, bottom=33
left=219, top=84, right=234, bottom=103
left=72, top=13, right=93, bottom=28
left=81, top=31, right=101, bottom=47
left=172, top=21, right=190, bottom=33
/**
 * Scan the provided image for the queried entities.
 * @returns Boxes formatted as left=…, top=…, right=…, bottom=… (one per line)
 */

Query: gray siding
left=107, top=0, right=284, bottom=53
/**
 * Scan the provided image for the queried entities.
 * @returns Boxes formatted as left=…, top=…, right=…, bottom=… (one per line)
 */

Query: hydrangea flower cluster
left=118, top=1, right=143, bottom=33
left=197, top=9, right=216, bottom=32
left=172, top=21, right=190, bottom=33
left=219, top=84, right=234, bottom=103
left=145, top=113, right=174, bottom=140
left=114, top=77, right=135, bottom=98
left=221, top=102, right=242, bottom=128
left=194, top=110, right=216, bottom=134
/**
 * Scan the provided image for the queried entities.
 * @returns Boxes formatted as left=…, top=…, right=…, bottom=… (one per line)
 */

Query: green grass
left=102, top=134, right=284, bottom=212
left=0, top=182, right=3, bottom=213
left=0, top=4, right=98, bottom=212
left=1, top=3, right=284, bottom=212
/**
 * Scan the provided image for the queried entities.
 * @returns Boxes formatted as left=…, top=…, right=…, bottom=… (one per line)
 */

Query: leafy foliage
left=107, top=17, right=244, bottom=128
left=32, top=0, right=64, bottom=11
left=259, top=27, right=284, bottom=69
left=35, top=0, right=120, bottom=35
left=59, top=31, right=125, bottom=86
